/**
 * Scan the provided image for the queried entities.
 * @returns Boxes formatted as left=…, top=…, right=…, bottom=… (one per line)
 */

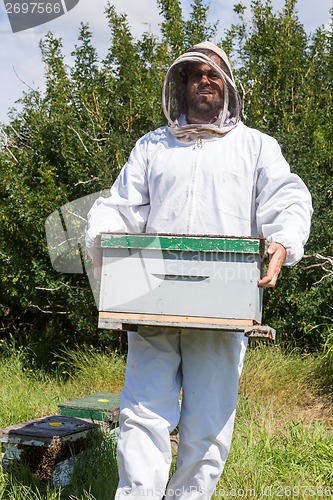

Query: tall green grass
left=216, top=347, right=333, bottom=499
left=0, top=341, right=332, bottom=499
left=0, top=341, right=125, bottom=429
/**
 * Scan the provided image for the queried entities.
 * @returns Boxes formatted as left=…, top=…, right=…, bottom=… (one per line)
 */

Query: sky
left=0, top=0, right=332, bottom=124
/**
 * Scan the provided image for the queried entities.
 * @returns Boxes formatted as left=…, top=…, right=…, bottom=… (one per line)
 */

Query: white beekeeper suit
left=86, top=42, right=312, bottom=499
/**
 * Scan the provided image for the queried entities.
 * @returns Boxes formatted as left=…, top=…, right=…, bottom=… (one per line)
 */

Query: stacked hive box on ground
left=0, top=415, right=98, bottom=487
left=58, top=392, right=120, bottom=429
left=0, top=394, right=121, bottom=487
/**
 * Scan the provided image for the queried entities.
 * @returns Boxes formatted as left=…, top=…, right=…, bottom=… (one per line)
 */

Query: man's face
left=186, top=54, right=224, bottom=124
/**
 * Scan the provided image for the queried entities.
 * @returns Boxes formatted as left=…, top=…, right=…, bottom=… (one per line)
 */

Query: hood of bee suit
left=162, top=41, right=242, bottom=142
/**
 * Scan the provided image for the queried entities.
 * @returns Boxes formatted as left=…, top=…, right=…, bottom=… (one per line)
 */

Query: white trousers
left=115, top=327, right=248, bottom=499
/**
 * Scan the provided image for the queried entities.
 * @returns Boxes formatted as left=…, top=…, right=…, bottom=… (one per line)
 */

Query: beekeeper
left=86, top=42, right=312, bottom=499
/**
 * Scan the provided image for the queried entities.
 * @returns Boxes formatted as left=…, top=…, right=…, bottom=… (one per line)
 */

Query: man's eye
left=189, top=71, right=220, bottom=80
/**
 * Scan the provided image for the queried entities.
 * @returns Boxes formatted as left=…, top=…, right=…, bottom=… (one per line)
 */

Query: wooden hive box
left=0, top=415, right=98, bottom=487
left=97, top=233, right=275, bottom=339
left=58, top=392, right=120, bottom=426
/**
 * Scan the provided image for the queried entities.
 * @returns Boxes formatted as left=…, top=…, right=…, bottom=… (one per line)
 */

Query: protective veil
left=162, top=41, right=242, bottom=141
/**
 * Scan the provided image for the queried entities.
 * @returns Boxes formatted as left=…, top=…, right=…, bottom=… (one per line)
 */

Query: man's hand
left=258, top=242, right=287, bottom=288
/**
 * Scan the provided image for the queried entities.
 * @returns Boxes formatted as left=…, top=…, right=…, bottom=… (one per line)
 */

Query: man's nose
left=200, top=73, right=210, bottom=84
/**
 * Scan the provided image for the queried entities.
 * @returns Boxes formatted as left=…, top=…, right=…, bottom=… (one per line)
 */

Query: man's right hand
left=258, top=242, right=286, bottom=288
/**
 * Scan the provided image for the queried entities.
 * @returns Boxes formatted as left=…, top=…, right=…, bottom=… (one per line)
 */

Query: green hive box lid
left=58, top=392, right=120, bottom=422
left=100, top=233, right=265, bottom=254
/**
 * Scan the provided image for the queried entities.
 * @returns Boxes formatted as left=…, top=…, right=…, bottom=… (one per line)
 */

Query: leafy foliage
left=0, top=0, right=217, bottom=361
left=0, top=0, right=332, bottom=358
left=223, top=0, right=333, bottom=348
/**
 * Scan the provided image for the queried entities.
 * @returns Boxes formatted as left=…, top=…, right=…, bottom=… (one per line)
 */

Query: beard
left=186, top=93, right=224, bottom=124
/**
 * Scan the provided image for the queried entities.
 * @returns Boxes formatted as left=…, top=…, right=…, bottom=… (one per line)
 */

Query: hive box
left=0, top=415, right=98, bottom=487
left=97, top=233, right=266, bottom=332
left=58, top=392, right=120, bottom=425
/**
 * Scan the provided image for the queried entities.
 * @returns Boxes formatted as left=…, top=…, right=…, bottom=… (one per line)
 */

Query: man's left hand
left=258, top=242, right=287, bottom=288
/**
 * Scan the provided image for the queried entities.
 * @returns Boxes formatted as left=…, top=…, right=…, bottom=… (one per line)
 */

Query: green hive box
left=97, top=233, right=267, bottom=333
left=58, top=393, right=120, bottom=423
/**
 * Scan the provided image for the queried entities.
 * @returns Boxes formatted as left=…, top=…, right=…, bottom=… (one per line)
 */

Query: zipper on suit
left=194, top=138, right=203, bottom=149
left=187, top=139, right=204, bottom=232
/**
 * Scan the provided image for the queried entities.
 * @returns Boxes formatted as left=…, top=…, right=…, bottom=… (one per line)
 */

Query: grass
left=0, top=341, right=332, bottom=499
left=0, top=341, right=124, bottom=499
left=215, top=346, right=333, bottom=498
left=0, top=342, right=125, bottom=429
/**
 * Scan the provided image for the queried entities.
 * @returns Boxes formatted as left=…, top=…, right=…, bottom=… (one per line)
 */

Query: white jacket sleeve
left=85, top=137, right=150, bottom=256
left=255, top=137, right=313, bottom=266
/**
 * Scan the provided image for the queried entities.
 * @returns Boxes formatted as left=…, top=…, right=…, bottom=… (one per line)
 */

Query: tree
left=0, top=0, right=332, bottom=356
left=0, top=0, right=218, bottom=362
left=223, top=0, right=333, bottom=348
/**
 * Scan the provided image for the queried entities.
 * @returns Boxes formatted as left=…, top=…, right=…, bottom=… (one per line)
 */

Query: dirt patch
left=301, top=395, right=333, bottom=428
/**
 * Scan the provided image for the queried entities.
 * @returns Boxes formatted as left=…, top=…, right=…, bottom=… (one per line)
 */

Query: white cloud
left=0, top=0, right=331, bottom=123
